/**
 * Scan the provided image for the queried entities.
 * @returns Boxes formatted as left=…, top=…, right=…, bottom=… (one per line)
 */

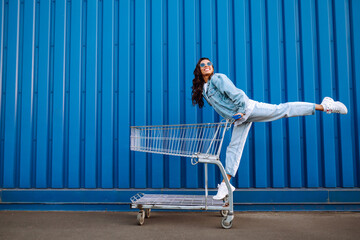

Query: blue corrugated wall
left=0, top=0, right=359, bottom=200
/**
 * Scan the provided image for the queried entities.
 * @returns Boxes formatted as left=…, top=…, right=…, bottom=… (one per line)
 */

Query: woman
left=191, top=57, right=348, bottom=200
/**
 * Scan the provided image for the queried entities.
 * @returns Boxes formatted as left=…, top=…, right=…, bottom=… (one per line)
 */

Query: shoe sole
left=213, top=194, right=228, bottom=201
left=213, top=188, right=236, bottom=200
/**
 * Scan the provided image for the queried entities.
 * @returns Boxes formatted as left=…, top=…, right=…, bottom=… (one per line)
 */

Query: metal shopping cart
left=130, top=120, right=234, bottom=229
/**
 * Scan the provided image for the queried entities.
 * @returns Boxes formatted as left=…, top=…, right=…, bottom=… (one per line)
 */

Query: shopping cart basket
left=130, top=120, right=234, bottom=229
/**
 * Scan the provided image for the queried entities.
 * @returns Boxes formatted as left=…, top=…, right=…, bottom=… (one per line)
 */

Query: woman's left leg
left=214, top=99, right=347, bottom=199
left=247, top=96, right=348, bottom=122
left=246, top=101, right=315, bottom=123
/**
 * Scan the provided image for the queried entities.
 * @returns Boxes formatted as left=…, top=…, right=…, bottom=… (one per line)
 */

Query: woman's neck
left=203, top=75, right=210, bottom=83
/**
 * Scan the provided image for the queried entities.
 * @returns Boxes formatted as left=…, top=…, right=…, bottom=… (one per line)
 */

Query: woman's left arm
left=211, top=74, right=247, bottom=113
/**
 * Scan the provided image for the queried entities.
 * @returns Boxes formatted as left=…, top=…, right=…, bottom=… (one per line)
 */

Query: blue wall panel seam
left=0, top=0, right=5, bottom=188
left=348, top=0, right=360, bottom=187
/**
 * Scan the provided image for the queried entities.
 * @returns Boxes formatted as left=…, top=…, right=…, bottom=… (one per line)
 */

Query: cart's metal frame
left=130, top=120, right=234, bottom=229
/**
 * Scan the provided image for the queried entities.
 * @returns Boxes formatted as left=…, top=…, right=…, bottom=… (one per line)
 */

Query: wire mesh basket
left=129, top=120, right=235, bottom=228
left=130, top=121, right=229, bottom=158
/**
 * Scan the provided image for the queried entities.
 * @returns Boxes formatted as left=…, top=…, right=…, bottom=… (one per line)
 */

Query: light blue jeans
left=225, top=100, right=316, bottom=177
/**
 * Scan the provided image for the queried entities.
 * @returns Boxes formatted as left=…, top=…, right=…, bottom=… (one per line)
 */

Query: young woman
left=191, top=57, right=348, bottom=200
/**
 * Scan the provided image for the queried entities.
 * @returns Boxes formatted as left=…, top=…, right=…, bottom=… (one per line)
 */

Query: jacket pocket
left=207, top=88, right=216, bottom=98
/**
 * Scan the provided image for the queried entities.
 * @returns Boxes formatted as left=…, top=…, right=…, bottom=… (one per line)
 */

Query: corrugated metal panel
left=0, top=0, right=359, bottom=189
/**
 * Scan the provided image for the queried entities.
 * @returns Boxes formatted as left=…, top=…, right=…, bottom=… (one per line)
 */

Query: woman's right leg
left=225, top=122, right=253, bottom=178
left=213, top=122, right=252, bottom=200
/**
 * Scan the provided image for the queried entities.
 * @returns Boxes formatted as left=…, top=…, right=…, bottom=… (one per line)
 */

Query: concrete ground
left=0, top=211, right=360, bottom=240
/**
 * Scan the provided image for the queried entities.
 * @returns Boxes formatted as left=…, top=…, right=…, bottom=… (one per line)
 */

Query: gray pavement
left=0, top=211, right=360, bottom=240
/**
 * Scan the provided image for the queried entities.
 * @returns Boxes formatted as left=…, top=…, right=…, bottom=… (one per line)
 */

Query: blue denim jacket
left=202, top=73, right=250, bottom=119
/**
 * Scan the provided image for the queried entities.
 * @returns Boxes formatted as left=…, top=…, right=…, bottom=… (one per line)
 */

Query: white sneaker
left=321, top=97, right=348, bottom=114
left=213, top=182, right=235, bottom=200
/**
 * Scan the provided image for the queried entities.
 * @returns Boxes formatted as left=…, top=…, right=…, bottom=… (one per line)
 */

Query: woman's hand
left=232, top=113, right=244, bottom=124
left=234, top=113, right=244, bottom=118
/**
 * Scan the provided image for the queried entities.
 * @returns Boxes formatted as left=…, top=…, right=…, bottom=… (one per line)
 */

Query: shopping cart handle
left=232, top=114, right=242, bottom=120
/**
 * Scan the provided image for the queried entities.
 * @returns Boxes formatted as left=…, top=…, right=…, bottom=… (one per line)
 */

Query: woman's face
left=200, top=59, right=214, bottom=77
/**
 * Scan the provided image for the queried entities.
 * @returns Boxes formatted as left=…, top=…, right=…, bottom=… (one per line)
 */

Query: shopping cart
left=130, top=120, right=234, bottom=229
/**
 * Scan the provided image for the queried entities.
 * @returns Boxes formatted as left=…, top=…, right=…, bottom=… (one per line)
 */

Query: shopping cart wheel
left=221, top=217, right=233, bottom=229
left=137, top=210, right=145, bottom=225
left=145, top=209, right=151, bottom=218
left=220, top=210, right=229, bottom=217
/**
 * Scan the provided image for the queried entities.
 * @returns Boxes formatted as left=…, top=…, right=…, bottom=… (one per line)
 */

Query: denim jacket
left=202, top=73, right=250, bottom=120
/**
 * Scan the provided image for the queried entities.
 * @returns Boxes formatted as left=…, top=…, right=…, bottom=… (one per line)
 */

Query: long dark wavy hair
left=191, top=57, right=214, bottom=108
